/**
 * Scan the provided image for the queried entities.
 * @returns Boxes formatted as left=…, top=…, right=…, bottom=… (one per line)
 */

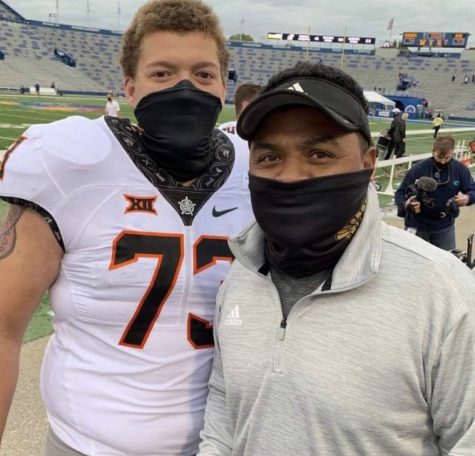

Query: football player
left=219, top=82, right=262, bottom=136
left=0, top=1, right=253, bottom=454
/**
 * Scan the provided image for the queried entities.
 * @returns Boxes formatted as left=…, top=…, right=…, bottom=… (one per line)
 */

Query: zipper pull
left=278, top=319, right=287, bottom=341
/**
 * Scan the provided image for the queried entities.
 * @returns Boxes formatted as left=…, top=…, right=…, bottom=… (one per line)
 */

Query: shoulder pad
left=29, top=116, right=111, bottom=165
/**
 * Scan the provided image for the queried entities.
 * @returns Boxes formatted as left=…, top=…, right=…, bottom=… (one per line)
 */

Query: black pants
left=433, top=126, right=441, bottom=138
left=393, top=140, right=405, bottom=158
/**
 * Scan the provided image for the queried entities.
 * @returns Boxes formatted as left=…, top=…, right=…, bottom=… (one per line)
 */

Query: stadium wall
left=228, top=40, right=376, bottom=55
left=0, top=16, right=122, bottom=36
left=0, top=0, right=24, bottom=21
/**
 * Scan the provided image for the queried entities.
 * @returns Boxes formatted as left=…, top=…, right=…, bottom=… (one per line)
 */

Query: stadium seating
left=0, top=2, right=474, bottom=119
left=0, top=0, right=23, bottom=21
left=0, top=21, right=105, bottom=91
left=227, top=45, right=475, bottom=119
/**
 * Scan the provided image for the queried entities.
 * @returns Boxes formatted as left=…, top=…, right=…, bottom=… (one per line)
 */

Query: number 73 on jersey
left=109, top=230, right=233, bottom=350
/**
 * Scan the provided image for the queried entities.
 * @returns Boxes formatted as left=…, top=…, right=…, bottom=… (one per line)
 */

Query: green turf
left=0, top=93, right=236, bottom=150
left=0, top=199, right=52, bottom=343
left=23, top=294, right=54, bottom=343
left=0, top=198, right=6, bottom=219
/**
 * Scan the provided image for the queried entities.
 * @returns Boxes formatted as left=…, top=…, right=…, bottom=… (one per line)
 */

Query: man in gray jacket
left=198, top=62, right=475, bottom=456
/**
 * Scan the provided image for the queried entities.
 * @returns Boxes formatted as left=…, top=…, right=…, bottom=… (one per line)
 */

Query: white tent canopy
left=364, top=91, right=396, bottom=112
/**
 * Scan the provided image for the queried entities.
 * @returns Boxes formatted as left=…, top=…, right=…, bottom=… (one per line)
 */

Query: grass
left=0, top=93, right=236, bottom=150
left=1, top=94, right=474, bottom=343
left=0, top=200, right=53, bottom=343
left=24, top=294, right=54, bottom=343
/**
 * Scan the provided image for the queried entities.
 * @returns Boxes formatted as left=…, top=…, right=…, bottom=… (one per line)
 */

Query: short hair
left=261, top=61, right=371, bottom=151
left=433, top=136, right=455, bottom=156
left=120, top=0, right=229, bottom=79
left=234, top=83, right=262, bottom=116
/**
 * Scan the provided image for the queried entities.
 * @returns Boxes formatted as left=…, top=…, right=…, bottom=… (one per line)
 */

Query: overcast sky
left=6, top=0, right=475, bottom=46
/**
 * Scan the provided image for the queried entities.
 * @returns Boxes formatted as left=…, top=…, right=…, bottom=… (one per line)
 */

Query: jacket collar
left=229, top=185, right=383, bottom=292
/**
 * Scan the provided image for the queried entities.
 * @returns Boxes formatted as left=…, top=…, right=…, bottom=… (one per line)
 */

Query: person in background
left=0, top=1, right=253, bottom=454
left=395, top=135, right=475, bottom=251
left=432, top=113, right=443, bottom=138
left=198, top=61, right=475, bottom=456
left=219, top=82, right=261, bottom=136
left=104, top=93, right=121, bottom=118
left=387, top=108, right=407, bottom=158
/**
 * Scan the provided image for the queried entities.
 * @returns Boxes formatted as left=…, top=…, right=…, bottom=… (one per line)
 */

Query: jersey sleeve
left=0, top=126, right=63, bottom=216
left=0, top=116, right=112, bottom=249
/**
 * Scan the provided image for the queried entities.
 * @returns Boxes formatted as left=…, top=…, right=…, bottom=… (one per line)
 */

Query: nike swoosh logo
left=212, top=206, right=238, bottom=217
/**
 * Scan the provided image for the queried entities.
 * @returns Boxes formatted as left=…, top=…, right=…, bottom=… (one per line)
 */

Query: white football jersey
left=218, top=120, right=237, bottom=135
left=0, top=116, right=253, bottom=455
left=219, top=120, right=250, bottom=159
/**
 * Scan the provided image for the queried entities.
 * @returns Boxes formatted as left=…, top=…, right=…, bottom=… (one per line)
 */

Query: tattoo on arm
left=0, top=205, right=26, bottom=260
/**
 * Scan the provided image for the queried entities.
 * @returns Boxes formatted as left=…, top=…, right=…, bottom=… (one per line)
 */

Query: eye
left=150, top=70, right=172, bottom=79
left=196, top=71, right=215, bottom=81
left=253, top=152, right=281, bottom=167
left=309, top=149, right=333, bottom=160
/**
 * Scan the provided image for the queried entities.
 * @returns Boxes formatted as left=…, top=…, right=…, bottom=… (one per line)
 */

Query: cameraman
left=395, top=136, right=475, bottom=250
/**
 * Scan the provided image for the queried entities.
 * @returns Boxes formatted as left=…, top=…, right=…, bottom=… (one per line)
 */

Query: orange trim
left=0, top=135, right=27, bottom=180
left=123, top=193, right=158, bottom=215
left=109, top=230, right=184, bottom=349
left=187, top=313, right=214, bottom=350
left=193, top=235, right=233, bottom=274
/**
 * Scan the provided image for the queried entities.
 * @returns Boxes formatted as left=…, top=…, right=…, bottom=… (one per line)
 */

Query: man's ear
left=220, top=77, right=227, bottom=105
left=363, top=146, right=377, bottom=169
left=124, top=77, right=136, bottom=108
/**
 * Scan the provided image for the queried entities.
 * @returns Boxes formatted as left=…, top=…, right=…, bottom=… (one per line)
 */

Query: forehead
left=433, top=147, right=453, bottom=156
left=251, top=107, right=353, bottom=143
left=138, top=30, right=221, bottom=66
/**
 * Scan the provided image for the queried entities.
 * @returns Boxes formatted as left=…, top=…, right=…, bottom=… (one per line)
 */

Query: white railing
left=376, top=140, right=473, bottom=195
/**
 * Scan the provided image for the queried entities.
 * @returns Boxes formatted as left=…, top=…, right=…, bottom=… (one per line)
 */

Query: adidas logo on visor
left=287, top=82, right=306, bottom=93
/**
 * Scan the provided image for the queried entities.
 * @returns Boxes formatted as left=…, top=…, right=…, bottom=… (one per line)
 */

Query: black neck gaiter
left=249, top=169, right=372, bottom=277
left=134, top=80, right=222, bottom=181
left=431, top=157, right=450, bottom=171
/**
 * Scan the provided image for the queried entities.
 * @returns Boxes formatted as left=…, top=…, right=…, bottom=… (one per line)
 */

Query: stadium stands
left=0, top=20, right=106, bottom=91
left=227, top=44, right=475, bottom=119
left=0, top=0, right=23, bottom=21
left=0, top=0, right=474, bottom=119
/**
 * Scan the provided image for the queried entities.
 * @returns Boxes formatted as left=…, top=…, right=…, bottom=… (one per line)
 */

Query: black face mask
left=134, top=80, right=222, bottom=181
left=249, top=169, right=372, bottom=277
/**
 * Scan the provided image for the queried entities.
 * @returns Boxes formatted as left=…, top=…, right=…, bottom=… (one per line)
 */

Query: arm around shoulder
left=0, top=205, right=62, bottom=441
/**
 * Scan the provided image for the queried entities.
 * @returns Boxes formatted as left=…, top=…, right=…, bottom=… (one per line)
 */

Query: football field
left=2, top=92, right=475, bottom=153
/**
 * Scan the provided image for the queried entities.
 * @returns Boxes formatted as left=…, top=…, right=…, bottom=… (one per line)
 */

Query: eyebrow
left=251, top=134, right=340, bottom=152
left=250, top=141, right=281, bottom=153
left=144, top=61, right=178, bottom=71
left=144, top=60, right=219, bottom=71
left=191, top=61, right=220, bottom=72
